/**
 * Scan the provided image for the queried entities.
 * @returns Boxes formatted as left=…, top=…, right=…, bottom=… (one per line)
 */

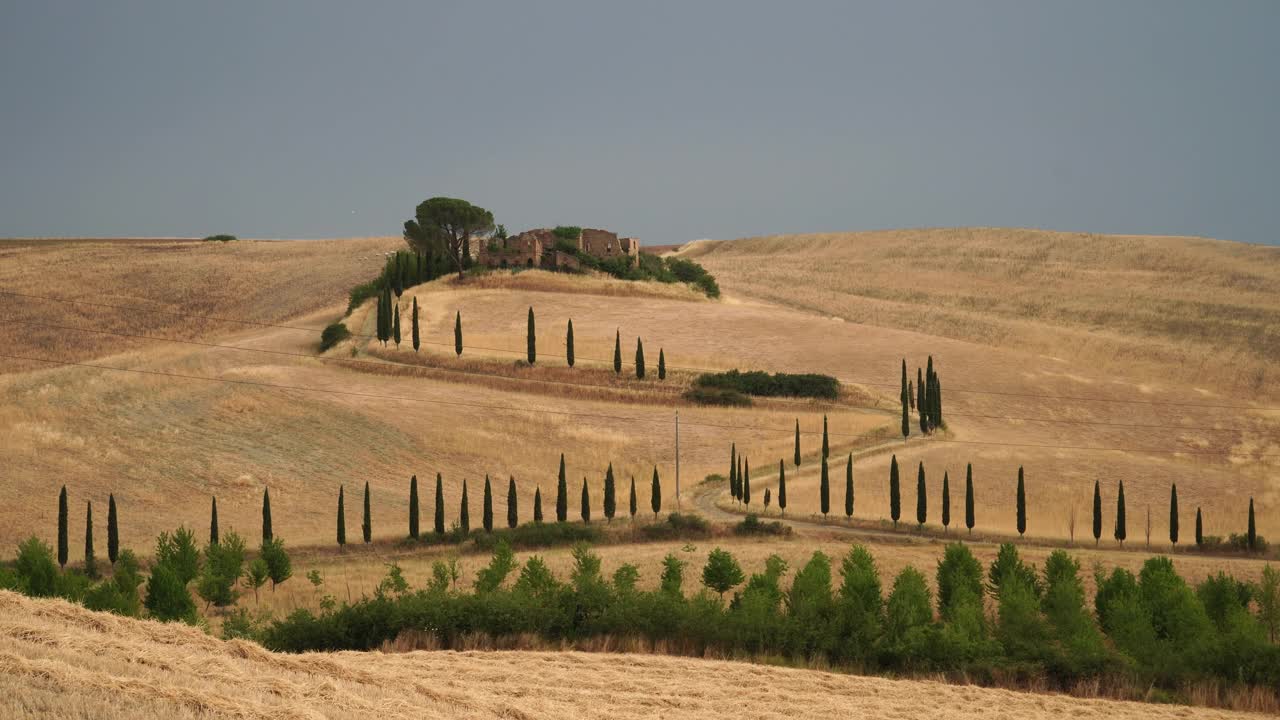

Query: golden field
left=0, top=590, right=1264, bottom=720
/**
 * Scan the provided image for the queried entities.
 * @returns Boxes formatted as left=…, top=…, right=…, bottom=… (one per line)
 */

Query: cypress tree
left=581, top=477, right=591, bottom=523
left=1248, top=497, right=1257, bottom=552
left=362, top=482, right=371, bottom=543
left=454, top=310, right=462, bottom=356
left=262, top=487, right=273, bottom=543
left=764, top=488, right=772, bottom=509
left=604, top=464, right=617, bottom=522
left=651, top=467, right=661, bottom=519
left=1169, top=483, right=1179, bottom=547
left=794, top=420, right=801, bottom=467
left=83, top=501, right=95, bottom=578
left=908, top=380, right=914, bottom=410
left=57, top=485, right=68, bottom=569
left=210, top=496, right=219, bottom=545
left=434, top=473, right=445, bottom=536
left=629, top=476, right=637, bottom=519
left=900, top=359, right=909, bottom=437
left=917, top=368, right=928, bottom=434
left=411, top=296, right=420, bottom=352
left=941, top=470, right=951, bottom=532
left=460, top=480, right=470, bottom=533
left=889, top=455, right=901, bottom=529
left=932, top=374, right=943, bottom=428
left=613, top=329, right=622, bottom=374
left=736, top=456, right=744, bottom=502
left=337, top=485, right=346, bottom=547
left=729, top=443, right=737, bottom=499
left=534, top=487, right=543, bottom=523
left=393, top=303, right=401, bottom=346
left=778, top=460, right=787, bottom=516
left=1015, top=466, right=1026, bottom=538
left=822, top=415, right=829, bottom=458
left=965, top=463, right=975, bottom=535
left=375, top=287, right=386, bottom=344
left=1092, top=480, right=1102, bottom=546
left=742, top=457, right=751, bottom=506
left=635, top=338, right=645, bottom=379
left=1195, top=507, right=1203, bottom=548
left=901, top=396, right=910, bottom=438
left=819, top=454, right=830, bottom=518
left=556, top=454, right=568, bottom=522
left=1115, top=480, right=1127, bottom=546
left=482, top=475, right=494, bottom=532
left=844, top=453, right=854, bottom=519
left=106, top=493, right=118, bottom=566
left=658, top=348, right=666, bottom=380
left=507, top=476, right=518, bottom=529
left=566, top=319, right=575, bottom=367
left=409, top=475, right=420, bottom=539
left=916, top=462, right=927, bottom=529
left=527, top=307, right=536, bottom=364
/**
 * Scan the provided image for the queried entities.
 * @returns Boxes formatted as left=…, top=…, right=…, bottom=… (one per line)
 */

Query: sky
left=1, top=1, right=1278, bottom=245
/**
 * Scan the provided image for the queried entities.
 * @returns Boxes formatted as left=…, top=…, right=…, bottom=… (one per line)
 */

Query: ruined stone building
left=475, top=228, right=640, bottom=270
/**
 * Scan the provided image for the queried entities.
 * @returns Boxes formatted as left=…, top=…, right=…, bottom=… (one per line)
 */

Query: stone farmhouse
left=475, top=228, right=640, bottom=270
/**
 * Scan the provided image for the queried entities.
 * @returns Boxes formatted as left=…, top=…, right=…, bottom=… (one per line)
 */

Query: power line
left=4, top=351, right=1273, bottom=458
left=2, top=316, right=1251, bottom=436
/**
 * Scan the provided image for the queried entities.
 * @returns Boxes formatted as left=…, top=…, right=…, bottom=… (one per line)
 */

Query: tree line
left=900, top=356, right=943, bottom=438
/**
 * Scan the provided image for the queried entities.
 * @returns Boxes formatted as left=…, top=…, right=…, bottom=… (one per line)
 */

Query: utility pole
left=675, top=411, right=681, bottom=509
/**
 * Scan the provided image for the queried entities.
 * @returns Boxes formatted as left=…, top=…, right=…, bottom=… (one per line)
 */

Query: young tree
left=965, top=463, right=975, bottom=535
left=434, top=473, right=445, bottom=536
left=409, top=475, right=420, bottom=540
left=84, top=501, right=96, bottom=578
left=527, top=307, right=536, bottom=364
left=534, top=486, right=543, bottom=523
left=337, top=485, right=346, bottom=547
left=819, top=454, right=830, bottom=518
left=155, top=526, right=201, bottom=585
left=941, top=470, right=951, bottom=533
left=651, top=467, right=662, bottom=519
left=454, top=310, right=463, bottom=356
left=566, top=319, right=575, bottom=367
left=1195, top=507, right=1203, bottom=549
left=556, top=454, right=568, bottom=522
left=1092, top=480, right=1102, bottom=546
left=260, top=537, right=292, bottom=591
left=411, top=296, right=420, bottom=352
left=144, top=563, right=196, bottom=624
left=794, top=420, right=801, bottom=467
left=57, top=485, right=68, bottom=569
left=844, top=453, right=854, bottom=520
left=658, top=348, right=666, bottom=380
left=635, top=338, right=645, bottom=379
left=402, top=197, right=495, bottom=280
left=507, top=476, right=518, bottom=529
left=604, top=464, right=617, bottom=522
left=628, top=476, right=637, bottom=520
left=197, top=531, right=245, bottom=609
left=1248, top=497, right=1257, bottom=552
left=246, top=558, right=269, bottom=605
left=460, top=479, right=470, bottom=533
left=1114, top=480, right=1127, bottom=547
left=362, top=481, right=372, bottom=543
left=1015, top=467, right=1026, bottom=538
left=482, top=475, right=494, bottom=532
left=581, top=477, right=591, bottom=523
left=261, top=487, right=273, bottom=544
left=106, top=493, right=119, bottom=566
left=742, top=457, right=751, bottom=506
left=1169, top=483, right=1179, bottom=547
left=702, top=547, right=745, bottom=598
left=889, top=455, right=901, bottom=529
left=209, top=496, right=219, bottom=545
left=916, top=462, right=927, bottom=529
left=613, top=329, right=621, bottom=374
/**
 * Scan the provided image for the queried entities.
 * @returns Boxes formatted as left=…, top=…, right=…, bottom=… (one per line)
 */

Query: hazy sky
left=2, top=1, right=1277, bottom=245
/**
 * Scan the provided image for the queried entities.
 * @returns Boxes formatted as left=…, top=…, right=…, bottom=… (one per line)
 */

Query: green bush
left=202, top=234, right=237, bottom=242
left=319, top=322, right=351, bottom=352
left=638, top=513, right=712, bottom=541
left=552, top=226, right=583, bottom=241
left=693, top=369, right=839, bottom=400
left=733, top=514, right=791, bottom=536
left=683, top=387, right=752, bottom=406
left=144, top=563, right=197, bottom=624
left=14, top=536, right=59, bottom=597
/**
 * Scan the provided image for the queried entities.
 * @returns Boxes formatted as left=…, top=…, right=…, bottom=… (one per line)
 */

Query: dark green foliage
left=144, top=563, right=197, bottom=624
left=658, top=348, right=665, bottom=379
left=556, top=455, right=568, bottom=523
left=819, top=454, right=830, bottom=517
left=629, top=476, right=637, bottom=520
left=604, top=464, right=617, bottom=522
left=1248, top=497, right=1257, bottom=551
left=454, top=310, right=462, bottom=356
left=566, top=319, right=574, bottom=367
left=884, top=566, right=932, bottom=660
left=822, top=415, right=829, bottom=458
left=638, top=513, right=711, bottom=541
left=613, top=329, right=621, bottom=374
left=702, top=547, right=745, bottom=597
left=685, top=387, right=752, bottom=405
left=155, top=526, right=201, bottom=585
left=794, top=420, right=801, bottom=467
left=987, top=543, right=1041, bottom=600
left=202, top=234, right=237, bottom=242
left=742, top=458, right=751, bottom=506
left=524, top=306, right=537, bottom=364
left=83, top=501, right=96, bottom=579
left=581, top=477, right=591, bottom=523
left=197, top=531, right=246, bottom=608
left=362, top=482, right=372, bottom=543
left=778, top=460, right=787, bottom=515
left=936, top=543, right=984, bottom=621
left=85, top=549, right=142, bottom=617
left=917, top=368, right=927, bottom=434
left=482, top=475, right=494, bottom=533
left=460, top=480, right=470, bottom=533
left=434, top=473, right=445, bottom=536
left=733, top=514, right=791, bottom=536
left=1169, top=484, right=1178, bottom=546
left=15, top=537, right=59, bottom=597
left=319, top=322, right=350, bottom=352
left=634, top=337, right=645, bottom=379
left=844, top=454, right=854, bottom=519
left=901, top=397, right=910, bottom=438
left=260, top=537, right=293, bottom=590
left=941, top=471, right=950, bottom=531
left=411, top=297, right=420, bottom=352
left=1115, top=481, right=1127, bottom=545
left=889, top=455, right=901, bottom=529
left=1092, top=480, right=1102, bottom=545
left=916, top=462, right=927, bottom=528
left=392, top=304, right=401, bottom=346
left=337, top=485, right=346, bottom=546
left=534, top=487, right=543, bottom=523
left=262, top=487, right=273, bottom=543
left=106, top=494, right=118, bottom=565
left=209, top=496, right=219, bottom=545
left=57, top=486, right=68, bottom=569
left=1195, top=507, right=1203, bottom=548
left=507, top=476, right=518, bottom=529
left=728, top=443, right=737, bottom=499
left=965, top=463, right=974, bottom=534
left=552, top=225, right=582, bottom=241
left=693, top=369, right=838, bottom=400
left=402, top=197, right=494, bottom=279
left=1015, top=466, right=1026, bottom=537
left=409, top=475, right=420, bottom=539
left=836, top=545, right=883, bottom=662
left=900, top=359, right=910, bottom=438
left=784, top=552, right=835, bottom=658
left=474, top=541, right=518, bottom=594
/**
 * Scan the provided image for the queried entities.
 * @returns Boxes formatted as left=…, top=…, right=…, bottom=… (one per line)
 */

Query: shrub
left=936, top=543, right=983, bottom=621
left=319, top=322, right=351, bottom=351
left=14, top=536, right=59, bottom=597
left=552, top=226, right=582, bottom=241
left=684, top=387, right=752, bottom=406
left=202, top=234, right=237, bottom=242
left=144, top=563, right=197, bottom=624
left=638, top=513, right=712, bottom=541
left=693, top=369, right=839, bottom=400
left=733, top=514, right=791, bottom=536
left=155, top=527, right=201, bottom=585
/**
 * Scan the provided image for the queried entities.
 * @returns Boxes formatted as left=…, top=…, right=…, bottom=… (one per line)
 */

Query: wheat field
left=0, top=590, right=1261, bottom=720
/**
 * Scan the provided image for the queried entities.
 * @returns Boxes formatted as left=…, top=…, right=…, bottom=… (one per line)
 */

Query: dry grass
left=0, top=590, right=1264, bottom=720
left=447, top=267, right=708, bottom=301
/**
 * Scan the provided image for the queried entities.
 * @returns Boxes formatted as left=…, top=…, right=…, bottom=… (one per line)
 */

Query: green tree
left=411, top=296, right=420, bottom=352
left=482, top=475, right=494, bottom=532
left=844, top=453, right=854, bottom=519
left=794, top=419, right=801, bottom=467
left=1248, top=497, right=1257, bottom=552
left=629, top=476, right=637, bottom=520
left=507, top=476, right=518, bottom=529
left=660, top=553, right=686, bottom=596
left=604, top=464, right=617, bottom=522
left=566, top=319, right=575, bottom=367
left=197, top=531, right=245, bottom=609
left=658, top=348, right=666, bottom=380
left=261, top=487, right=272, bottom=543
left=889, top=455, right=901, bottom=529
left=1258, top=565, right=1279, bottom=643
left=901, top=396, right=910, bottom=438
left=819, top=454, right=830, bottom=518
left=1169, top=483, right=1179, bottom=547
left=337, top=485, right=346, bottom=547
left=822, top=415, right=829, bottom=458
left=144, top=563, right=196, bottom=624
left=402, top=197, right=495, bottom=279
left=742, top=457, right=751, bottom=506
left=729, top=443, right=737, bottom=500
left=634, top=335, right=647, bottom=380
left=434, top=473, right=445, bottom=536
left=581, top=477, right=591, bottom=523
left=454, top=310, right=462, bottom=356
left=527, top=306, right=536, bottom=364
left=651, top=467, right=661, bottom=519
left=778, top=460, right=787, bottom=516
left=83, top=501, right=96, bottom=579
left=1015, top=466, right=1026, bottom=538
left=556, top=454, right=568, bottom=522
left=613, top=329, right=622, bottom=374
left=702, top=547, right=745, bottom=598
left=916, top=462, right=927, bottom=529
left=209, top=496, right=219, bottom=545
left=106, top=493, right=119, bottom=566
left=362, top=481, right=372, bottom=543
left=409, top=475, right=419, bottom=539
left=57, top=485, right=68, bottom=569
left=917, top=367, right=928, bottom=434
left=460, top=479, right=470, bottom=533
left=1195, top=507, right=1203, bottom=549
left=936, top=542, right=984, bottom=620
left=15, top=536, right=58, bottom=597
left=884, top=566, right=932, bottom=648
left=1092, top=480, right=1102, bottom=546
left=964, top=463, right=975, bottom=534
left=836, top=545, right=883, bottom=661
left=1114, top=480, right=1127, bottom=547
left=534, top=486, right=543, bottom=523
left=155, top=526, right=201, bottom=585
left=941, top=470, right=951, bottom=532
left=260, top=537, right=293, bottom=590
left=900, top=359, right=910, bottom=438
left=392, top=303, right=401, bottom=346
left=246, top=558, right=269, bottom=604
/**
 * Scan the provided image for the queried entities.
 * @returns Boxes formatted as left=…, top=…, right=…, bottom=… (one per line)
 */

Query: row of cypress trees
left=899, top=357, right=943, bottom=437
left=55, top=486, right=118, bottom=577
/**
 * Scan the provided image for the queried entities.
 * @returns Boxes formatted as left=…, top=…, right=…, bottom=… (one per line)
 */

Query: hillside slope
left=0, top=591, right=1259, bottom=720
